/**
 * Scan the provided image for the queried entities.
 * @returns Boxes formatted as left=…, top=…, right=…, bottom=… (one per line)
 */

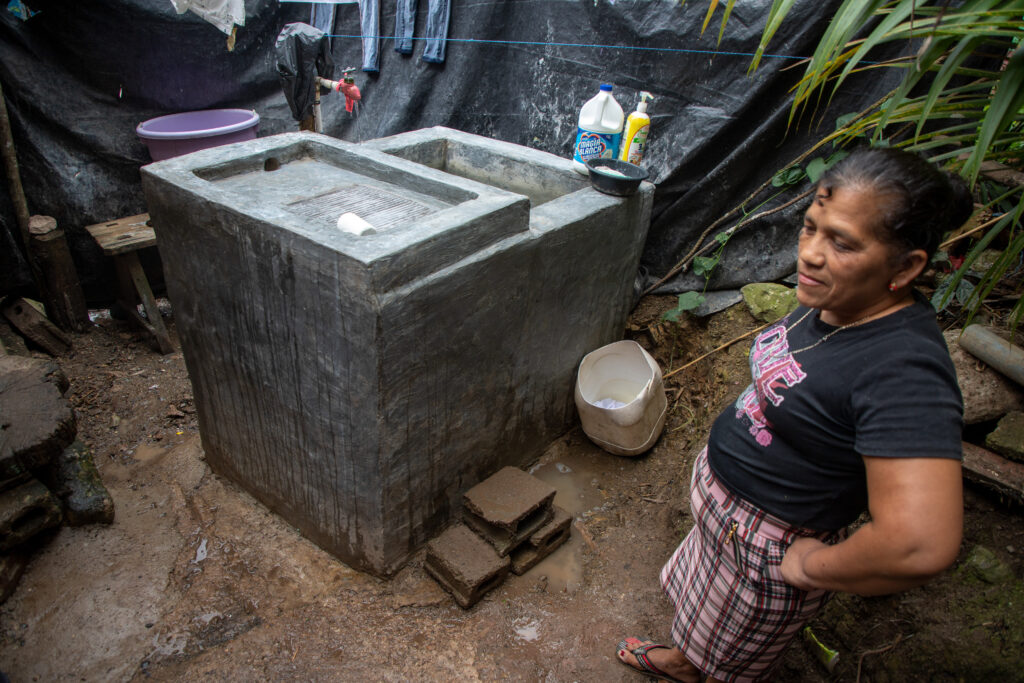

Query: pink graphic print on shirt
left=734, top=321, right=807, bottom=446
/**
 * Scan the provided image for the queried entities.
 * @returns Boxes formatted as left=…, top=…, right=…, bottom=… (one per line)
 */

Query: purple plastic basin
left=136, top=109, right=259, bottom=162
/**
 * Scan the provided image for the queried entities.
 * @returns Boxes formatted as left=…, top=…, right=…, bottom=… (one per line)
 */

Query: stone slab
left=424, top=524, right=510, bottom=609
left=510, top=505, right=572, bottom=575
left=463, top=466, right=556, bottom=531
left=0, top=478, right=62, bottom=551
left=0, top=354, right=75, bottom=489
left=985, top=411, right=1024, bottom=463
left=692, top=289, right=743, bottom=317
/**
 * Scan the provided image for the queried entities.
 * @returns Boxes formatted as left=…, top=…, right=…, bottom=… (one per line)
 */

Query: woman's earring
left=888, top=281, right=898, bottom=292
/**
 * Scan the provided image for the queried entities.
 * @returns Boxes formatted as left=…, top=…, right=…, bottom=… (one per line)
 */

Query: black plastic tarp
left=275, top=21, right=334, bottom=122
left=0, top=0, right=900, bottom=302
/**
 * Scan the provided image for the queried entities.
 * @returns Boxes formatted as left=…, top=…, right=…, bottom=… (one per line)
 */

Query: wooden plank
left=1, top=297, right=71, bottom=356
left=84, top=213, right=156, bottom=255
left=962, top=441, right=1024, bottom=505
left=118, top=251, right=174, bottom=354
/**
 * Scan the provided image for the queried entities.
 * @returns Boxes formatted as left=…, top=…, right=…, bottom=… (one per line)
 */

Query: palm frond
left=961, top=46, right=1024, bottom=184
left=748, top=0, right=799, bottom=73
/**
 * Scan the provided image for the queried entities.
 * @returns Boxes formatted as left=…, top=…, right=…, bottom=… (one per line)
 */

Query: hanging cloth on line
left=310, top=3, right=336, bottom=47
left=359, top=0, right=379, bottom=72
left=394, top=0, right=451, bottom=64
left=169, top=0, right=244, bottom=35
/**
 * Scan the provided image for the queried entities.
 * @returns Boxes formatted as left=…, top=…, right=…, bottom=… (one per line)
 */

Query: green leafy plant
left=663, top=291, right=707, bottom=322
left=684, top=0, right=1024, bottom=328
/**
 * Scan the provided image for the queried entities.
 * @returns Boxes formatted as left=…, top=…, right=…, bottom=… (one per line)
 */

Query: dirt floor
left=1, top=296, right=1023, bottom=681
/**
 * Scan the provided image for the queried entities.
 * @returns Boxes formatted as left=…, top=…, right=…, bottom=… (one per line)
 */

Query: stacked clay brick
left=425, top=467, right=571, bottom=608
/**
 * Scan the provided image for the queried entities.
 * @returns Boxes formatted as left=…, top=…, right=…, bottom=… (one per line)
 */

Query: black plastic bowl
left=585, top=158, right=649, bottom=196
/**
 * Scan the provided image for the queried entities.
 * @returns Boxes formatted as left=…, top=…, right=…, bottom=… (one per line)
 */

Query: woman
left=618, top=148, right=973, bottom=683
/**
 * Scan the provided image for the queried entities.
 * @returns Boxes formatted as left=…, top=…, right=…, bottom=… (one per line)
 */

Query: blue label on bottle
left=574, top=128, right=621, bottom=164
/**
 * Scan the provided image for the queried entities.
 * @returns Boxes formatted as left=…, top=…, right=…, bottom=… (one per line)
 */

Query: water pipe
left=959, top=325, right=1024, bottom=387
left=313, top=68, right=362, bottom=132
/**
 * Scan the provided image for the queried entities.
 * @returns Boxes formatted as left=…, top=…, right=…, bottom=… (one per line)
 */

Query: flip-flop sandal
left=616, top=638, right=686, bottom=683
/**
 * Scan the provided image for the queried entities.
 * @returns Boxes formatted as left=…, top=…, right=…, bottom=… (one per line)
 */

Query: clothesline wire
left=326, top=33, right=811, bottom=62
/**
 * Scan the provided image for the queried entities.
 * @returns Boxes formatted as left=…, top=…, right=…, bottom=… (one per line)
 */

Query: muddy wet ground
left=1, top=296, right=1022, bottom=681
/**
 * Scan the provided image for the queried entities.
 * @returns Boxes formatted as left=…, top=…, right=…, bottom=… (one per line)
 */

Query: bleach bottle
left=573, top=84, right=624, bottom=174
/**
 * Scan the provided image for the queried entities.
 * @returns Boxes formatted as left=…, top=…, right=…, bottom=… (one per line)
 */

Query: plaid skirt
left=660, top=448, right=844, bottom=682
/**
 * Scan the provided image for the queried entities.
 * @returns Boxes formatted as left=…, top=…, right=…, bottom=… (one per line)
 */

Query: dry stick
left=854, top=633, right=912, bottom=683
left=938, top=213, right=1005, bottom=250
left=663, top=320, right=773, bottom=380
left=643, top=91, right=896, bottom=297
left=0, top=81, right=43, bottom=289
left=573, top=519, right=599, bottom=553
left=644, top=189, right=813, bottom=296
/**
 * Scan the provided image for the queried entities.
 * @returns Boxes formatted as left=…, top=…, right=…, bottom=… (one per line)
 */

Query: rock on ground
left=944, top=329, right=1024, bottom=424
left=986, top=411, right=1024, bottom=463
left=0, top=355, right=75, bottom=483
left=740, top=282, right=799, bottom=324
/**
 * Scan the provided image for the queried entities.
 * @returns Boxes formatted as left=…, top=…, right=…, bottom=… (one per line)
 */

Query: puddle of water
left=523, top=534, right=584, bottom=594
left=513, top=618, right=540, bottom=642
left=193, top=538, right=208, bottom=563
left=529, top=452, right=606, bottom=516
left=522, top=450, right=616, bottom=594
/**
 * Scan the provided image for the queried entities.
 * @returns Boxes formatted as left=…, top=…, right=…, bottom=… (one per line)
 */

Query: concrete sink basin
left=142, top=130, right=653, bottom=576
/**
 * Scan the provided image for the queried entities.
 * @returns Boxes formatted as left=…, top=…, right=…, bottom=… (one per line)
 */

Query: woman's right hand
left=780, top=537, right=827, bottom=591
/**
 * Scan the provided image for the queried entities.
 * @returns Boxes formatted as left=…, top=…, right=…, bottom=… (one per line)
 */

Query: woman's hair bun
left=943, top=170, right=974, bottom=236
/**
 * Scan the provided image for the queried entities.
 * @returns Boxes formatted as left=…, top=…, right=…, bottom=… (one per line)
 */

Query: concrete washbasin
left=142, top=129, right=653, bottom=575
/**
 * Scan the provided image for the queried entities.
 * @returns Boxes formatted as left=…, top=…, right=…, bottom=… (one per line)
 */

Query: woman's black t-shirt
left=707, top=292, right=963, bottom=531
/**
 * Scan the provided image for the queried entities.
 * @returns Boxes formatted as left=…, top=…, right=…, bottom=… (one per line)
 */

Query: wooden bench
left=85, top=213, right=173, bottom=354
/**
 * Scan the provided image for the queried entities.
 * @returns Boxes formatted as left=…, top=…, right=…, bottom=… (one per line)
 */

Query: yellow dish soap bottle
left=619, top=92, right=654, bottom=164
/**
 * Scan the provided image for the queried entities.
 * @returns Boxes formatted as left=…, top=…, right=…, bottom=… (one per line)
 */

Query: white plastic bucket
left=574, top=340, right=667, bottom=456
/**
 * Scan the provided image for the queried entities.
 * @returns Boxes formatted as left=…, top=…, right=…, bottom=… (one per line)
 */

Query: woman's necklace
left=783, top=308, right=879, bottom=355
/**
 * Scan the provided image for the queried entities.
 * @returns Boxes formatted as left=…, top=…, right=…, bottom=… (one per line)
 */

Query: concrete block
left=463, top=467, right=556, bottom=556
left=510, top=505, right=572, bottom=575
left=424, top=524, right=510, bottom=609
left=141, top=129, right=653, bottom=576
left=463, top=466, right=557, bottom=530
left=986, top=411, right=1024, bottom=463
left=464, top=505, right=554, bottom=558
left=0, top=478, right=62, bottom=551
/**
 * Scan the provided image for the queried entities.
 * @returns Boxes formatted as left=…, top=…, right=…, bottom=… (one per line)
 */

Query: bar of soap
left=595, top=166, right=629, bottom=178
left=337, top=212, right=376, bottom=236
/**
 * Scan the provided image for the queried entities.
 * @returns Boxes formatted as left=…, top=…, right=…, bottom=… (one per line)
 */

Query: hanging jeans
left=359, top=0, right=380, bottom=73
left=310, top=4, right=335, bottom=50
left=394, top=0, right=451, bottom=64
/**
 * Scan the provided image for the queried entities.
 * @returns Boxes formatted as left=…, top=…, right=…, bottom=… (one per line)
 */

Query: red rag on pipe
left=337, top=81, right=361, bottom=113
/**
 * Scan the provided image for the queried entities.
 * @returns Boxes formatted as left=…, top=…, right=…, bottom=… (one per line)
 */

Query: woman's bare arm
left=780, top=456, right=963, bottom=596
